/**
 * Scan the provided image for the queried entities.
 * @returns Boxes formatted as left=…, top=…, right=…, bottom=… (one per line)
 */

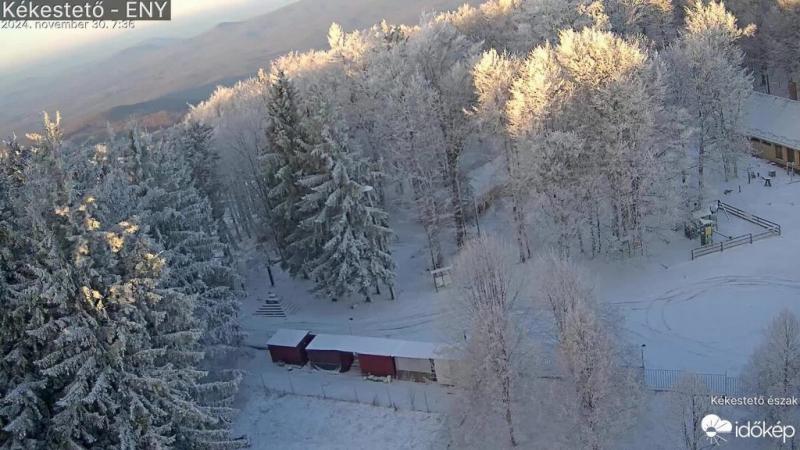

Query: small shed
left=392, top=341, right=454, bottom=383
left=267, top=329, right=313, bottom=366
left=305, top=334, right=355, bottom=372
left=432, top=359, right=456, bottom=386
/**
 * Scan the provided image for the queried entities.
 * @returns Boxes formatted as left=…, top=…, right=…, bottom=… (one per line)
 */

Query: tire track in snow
left=610, top=275, right=800, bottom=358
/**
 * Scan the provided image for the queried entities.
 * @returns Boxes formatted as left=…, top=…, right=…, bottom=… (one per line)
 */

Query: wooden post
left=266, top=261, right=275, bottom=287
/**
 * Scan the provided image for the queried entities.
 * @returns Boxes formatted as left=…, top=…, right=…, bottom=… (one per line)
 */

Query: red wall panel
left=358, top=354, right=396, bottom=377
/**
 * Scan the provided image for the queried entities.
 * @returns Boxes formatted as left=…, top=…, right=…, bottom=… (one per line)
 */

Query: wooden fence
left=690, top=201, right=781, bottom=260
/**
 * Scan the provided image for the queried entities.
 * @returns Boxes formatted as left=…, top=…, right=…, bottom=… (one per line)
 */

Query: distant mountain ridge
left=0, top=0, right=481, bottom=140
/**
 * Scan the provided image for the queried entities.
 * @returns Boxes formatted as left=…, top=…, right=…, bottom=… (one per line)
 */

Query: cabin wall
left=751, top=138, right=800, bottom=168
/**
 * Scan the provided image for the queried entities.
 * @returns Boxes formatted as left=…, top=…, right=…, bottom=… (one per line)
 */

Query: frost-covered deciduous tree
left=535, top=252, right=640, bottom=450
left=724, top=0, right=771, bottom=75
left=449, top=236, right=534, bottom=448
left=507, top=28, right=682, bottom=255
left=443, top=0, right=607, bottom=54
left=666, top=0, right=753, bottom=206
left=189, top=78, right=271, bottom=242
left=605, top=0, right=679, bottom=46
left=764, top=0, right=800, bottom=94
left=669, top=374, right=713, bottom=450
left=362, top=43, right=450, bottom=268
left=744, top=309, right=800, bottom=435
left=473, top=49, right=532, bottom=262
left=526, top=131, right=590, bottom=256
left=408, top=16, right=481, bottom=248
left=533, top=251, right=594, bottom=334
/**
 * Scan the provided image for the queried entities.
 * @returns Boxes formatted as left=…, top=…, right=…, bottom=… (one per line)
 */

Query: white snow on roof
left=739, top=92, right=800, bottom=150
left=267, top=329, right=309, bottom=347
left=305, top=334, right=454, bottom=360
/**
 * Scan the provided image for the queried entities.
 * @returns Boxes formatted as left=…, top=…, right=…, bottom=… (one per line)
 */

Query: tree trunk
left=505, top=141, right=530, bottom=262
left=448, top=155, right=466, bottom=248
left=697, top=135, right=705, bottom=209
left=511, top=196, right=531, bottom=263
left=505, top=388, right=517, bottom=447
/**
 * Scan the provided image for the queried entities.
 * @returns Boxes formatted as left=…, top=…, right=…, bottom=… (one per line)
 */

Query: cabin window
left=789, top=149, right=796, bottom=163
left=775, top=145, right=784, bottom=160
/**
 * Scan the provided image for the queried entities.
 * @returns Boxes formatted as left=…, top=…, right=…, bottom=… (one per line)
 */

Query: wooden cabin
left=739, top=92, right=800, bottom=169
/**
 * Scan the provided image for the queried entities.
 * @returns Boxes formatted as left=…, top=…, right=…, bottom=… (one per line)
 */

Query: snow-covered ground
left=233, top=391, right=447, bottom=449
left=233, top=156, right=800, bottom=448
left=592, top=158, right=800, bottom=374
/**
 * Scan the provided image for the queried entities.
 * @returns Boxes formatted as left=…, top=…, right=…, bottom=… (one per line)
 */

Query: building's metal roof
left=739, top=92, right=800, bottom=150
left=305, top=333, right=455, bottom=360
left=267, top=329, right=310, bottom=347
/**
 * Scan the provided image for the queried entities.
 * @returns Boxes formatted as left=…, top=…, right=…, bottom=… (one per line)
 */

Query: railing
left=690, top=201, right=781, bottom=260
left=643, top=368, right=743, bottom=395
left=717, top=200, right=782, bottom=235
left=691, top=233, right=754, bottom=260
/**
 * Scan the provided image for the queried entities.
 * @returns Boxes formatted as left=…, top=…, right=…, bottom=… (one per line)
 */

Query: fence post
left=725, top=371, right=728, bottom=395
left=287, top=372, right=295, bottom=394
left=750, top=234, right=753, bottom=244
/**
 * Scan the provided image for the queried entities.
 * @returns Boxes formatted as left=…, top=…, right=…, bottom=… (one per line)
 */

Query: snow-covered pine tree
left=178, top=120, right=235, bottom=249
left=0, top=135, right=51, bottom=448
left=0, top=115, right=246, bottom=449
left=99, top=134, right=246, bottom=449
left=120, top=129, right=243, bottom=359
left=263, top=69, right=314, bottom=275
left=295, top=110, right=395, bottom=301
left=40, top=120, right=245, bottom=448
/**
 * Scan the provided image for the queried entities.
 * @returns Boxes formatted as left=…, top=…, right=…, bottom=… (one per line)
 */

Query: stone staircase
left=254, top=292, right=297, bottom=318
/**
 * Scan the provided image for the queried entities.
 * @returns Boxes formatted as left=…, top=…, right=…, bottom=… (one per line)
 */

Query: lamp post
left=640, top=344, right=647, bottom=384
left=640, top=344, right=647, bottom=368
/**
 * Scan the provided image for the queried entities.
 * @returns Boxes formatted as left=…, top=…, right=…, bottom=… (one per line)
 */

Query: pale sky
left=0, top=0, right=283, bottom=71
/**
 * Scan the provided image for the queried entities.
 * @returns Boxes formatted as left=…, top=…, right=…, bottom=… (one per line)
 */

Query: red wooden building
left=305, top=334, right=356, bottom=372
left=304, top=334, right=455, bottom=380
left=267, top=329, right=313, bottom=366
